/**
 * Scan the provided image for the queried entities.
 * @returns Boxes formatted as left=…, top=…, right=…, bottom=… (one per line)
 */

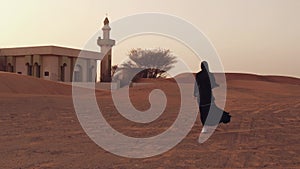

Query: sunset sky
left=0, top=0, right=299, bottom=77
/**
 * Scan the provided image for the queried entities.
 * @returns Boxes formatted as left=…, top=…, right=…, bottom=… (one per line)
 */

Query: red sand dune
left=224, top=73, right=300, bottom=85
left=174, top=72, right=300, bottom=85
left=0, top=71, right=299, bottom=168
left=0, top=72, right=71, bottom=95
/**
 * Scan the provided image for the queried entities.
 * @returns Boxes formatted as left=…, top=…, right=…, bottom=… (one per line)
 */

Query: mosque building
left=0, top=17, right=114, bottom=83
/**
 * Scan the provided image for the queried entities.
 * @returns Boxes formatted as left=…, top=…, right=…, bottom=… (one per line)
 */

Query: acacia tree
left=121, top=48, right=177, bottom=78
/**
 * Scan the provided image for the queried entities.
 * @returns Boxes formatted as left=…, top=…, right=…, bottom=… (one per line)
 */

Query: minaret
left=97, top=17, right=115, bottom=82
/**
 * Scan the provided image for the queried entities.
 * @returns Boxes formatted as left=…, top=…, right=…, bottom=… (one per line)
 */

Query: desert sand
left=0, top=72, right=299, bottom=169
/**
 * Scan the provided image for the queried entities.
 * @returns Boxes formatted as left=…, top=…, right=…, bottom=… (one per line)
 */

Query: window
left=60, top=63, right=67, bottom=82
left=88, top=66, right=94, bottom=82
left=26, top=63, right=32, bottom=76
left=33, top=63, right=41, bottom=78
left=74, top=65, right=82, bottom=82
left=7, top=63, right=14, bottom=72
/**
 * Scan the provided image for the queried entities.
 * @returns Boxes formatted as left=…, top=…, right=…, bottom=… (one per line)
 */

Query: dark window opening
left=88, top=66, right=94, bottom=82
left=60, top=63, right=67, bottom=82
left=26, top=64, right=32, bottom=76
left=44, top=71, right=49, bottom=76
left=33, top=63, right=41, bottom=78
left=74, top=65, right=82, bottom=82
left=7, top=64, right=14, bottom=72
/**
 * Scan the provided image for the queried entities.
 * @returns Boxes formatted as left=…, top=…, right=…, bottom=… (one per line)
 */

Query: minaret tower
left=97, top=17, right=115, bottom=82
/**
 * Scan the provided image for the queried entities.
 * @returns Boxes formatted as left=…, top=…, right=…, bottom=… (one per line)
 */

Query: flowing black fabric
left=194, top=63, right=231, bottom=125
left=199, top=104, right=231, bottom=126
left=194, top=70, right=216, bottom=106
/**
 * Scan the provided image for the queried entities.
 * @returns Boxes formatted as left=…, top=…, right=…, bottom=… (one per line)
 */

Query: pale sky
left=0, top=0, right=299, bottom=77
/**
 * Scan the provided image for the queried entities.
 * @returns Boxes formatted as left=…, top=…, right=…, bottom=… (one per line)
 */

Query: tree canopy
left=121, top=48, right=177, bottom=78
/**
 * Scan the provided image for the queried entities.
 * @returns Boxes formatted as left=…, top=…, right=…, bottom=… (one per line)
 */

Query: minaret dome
left=104, top=17, right=109, bottom=25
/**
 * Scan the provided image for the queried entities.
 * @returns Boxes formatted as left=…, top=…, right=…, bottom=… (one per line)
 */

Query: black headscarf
left=201, top=61, right=209, bottom=72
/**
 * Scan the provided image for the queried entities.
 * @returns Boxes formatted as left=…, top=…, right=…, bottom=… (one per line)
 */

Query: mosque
left=0, top=17, right=115, bottom=83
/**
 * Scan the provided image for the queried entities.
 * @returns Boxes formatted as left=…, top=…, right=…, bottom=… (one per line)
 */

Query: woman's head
left=201, top=61, right=209, bottom=71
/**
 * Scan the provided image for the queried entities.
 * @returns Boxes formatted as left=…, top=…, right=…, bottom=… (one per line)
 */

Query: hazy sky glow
left=0, top=0, right=299, bottom=77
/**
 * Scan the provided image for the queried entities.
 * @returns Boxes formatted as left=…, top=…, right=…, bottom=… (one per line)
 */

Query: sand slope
left=0, top=72, right=299, bottom=169
left=0, top=72, right=71, bottom=95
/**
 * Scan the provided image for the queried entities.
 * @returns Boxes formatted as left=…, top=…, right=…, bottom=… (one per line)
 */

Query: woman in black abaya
left=194, top=61, right=231, bottom=132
